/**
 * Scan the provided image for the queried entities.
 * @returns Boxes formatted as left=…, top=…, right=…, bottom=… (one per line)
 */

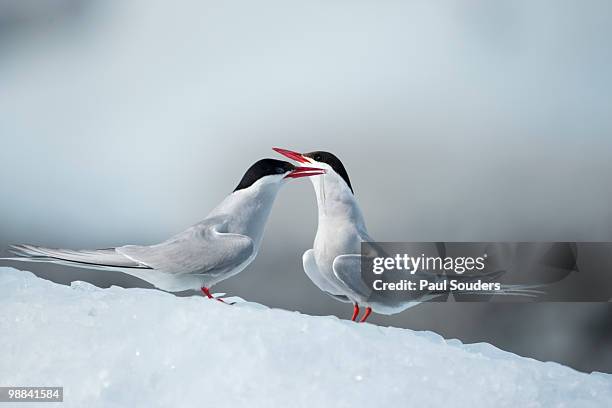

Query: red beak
left=285, top=166, right=326, bottom=179
left=273, top=147, right=309, bottom=163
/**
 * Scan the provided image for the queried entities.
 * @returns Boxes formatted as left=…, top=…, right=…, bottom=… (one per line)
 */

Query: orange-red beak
left=273, top=147, right=309, bottom=163
left=285, top=166, right=326, bottom=179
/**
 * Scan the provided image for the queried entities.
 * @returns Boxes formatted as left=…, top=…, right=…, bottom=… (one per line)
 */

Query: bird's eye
left=275, top=167, right=285, bottom=174
left=314, top=154, right=322, bottom=161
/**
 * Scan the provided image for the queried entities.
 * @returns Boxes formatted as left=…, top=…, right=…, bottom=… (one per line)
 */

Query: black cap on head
left=303, top=151, right=353, bottom=193
left=234, top=159, right=295, bottom=192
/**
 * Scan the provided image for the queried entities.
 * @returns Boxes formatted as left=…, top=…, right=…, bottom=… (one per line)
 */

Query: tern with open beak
left=273, top=148, right=541, bottom=322
left=273, top=148, right=380, bottom=321
left=2, top=158, right=325, bottom=301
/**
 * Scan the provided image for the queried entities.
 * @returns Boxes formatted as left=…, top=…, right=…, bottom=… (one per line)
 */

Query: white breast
left=308, top=173, right=370, bottom=296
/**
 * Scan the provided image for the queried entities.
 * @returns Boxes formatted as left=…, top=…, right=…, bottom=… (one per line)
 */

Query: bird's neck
left=312, top=174, right=366, bottom=228
left=211, top=182, right=281, bottom=247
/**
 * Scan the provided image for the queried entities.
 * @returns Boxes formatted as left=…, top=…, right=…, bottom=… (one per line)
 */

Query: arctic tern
left=273, top=148, right=538, bottom=322
left=274, top=148, right=379, bottom=321
left=2, top=158, right=325, bottom=301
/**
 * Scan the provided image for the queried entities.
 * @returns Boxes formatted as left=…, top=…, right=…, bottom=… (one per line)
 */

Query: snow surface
left=1, top=267, right=610, bottom=408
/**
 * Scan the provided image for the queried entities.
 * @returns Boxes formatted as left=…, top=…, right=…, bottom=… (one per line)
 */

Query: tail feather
left=427, top=270, right=546, bottom=299
left=3, top=244, right=152, bottom=270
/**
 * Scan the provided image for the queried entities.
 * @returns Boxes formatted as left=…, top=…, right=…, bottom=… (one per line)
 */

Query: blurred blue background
left=1, top=0, right=611, bottom=373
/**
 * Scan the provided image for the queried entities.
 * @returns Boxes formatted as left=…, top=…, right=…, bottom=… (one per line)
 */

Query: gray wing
left=117, top=218, right=254, bottom=275
left=302, top=249, right=350, bottom=302
left=332, top=254, right=372, bottom=300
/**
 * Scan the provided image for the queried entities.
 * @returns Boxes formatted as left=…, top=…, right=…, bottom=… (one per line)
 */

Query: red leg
left=201, top=287, right=229, bottom=304
left=359, top=307, right=372, bottom=323
left=201, top=287, right=214, bottom=299
left=351, top=303, right=360, bottom=321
